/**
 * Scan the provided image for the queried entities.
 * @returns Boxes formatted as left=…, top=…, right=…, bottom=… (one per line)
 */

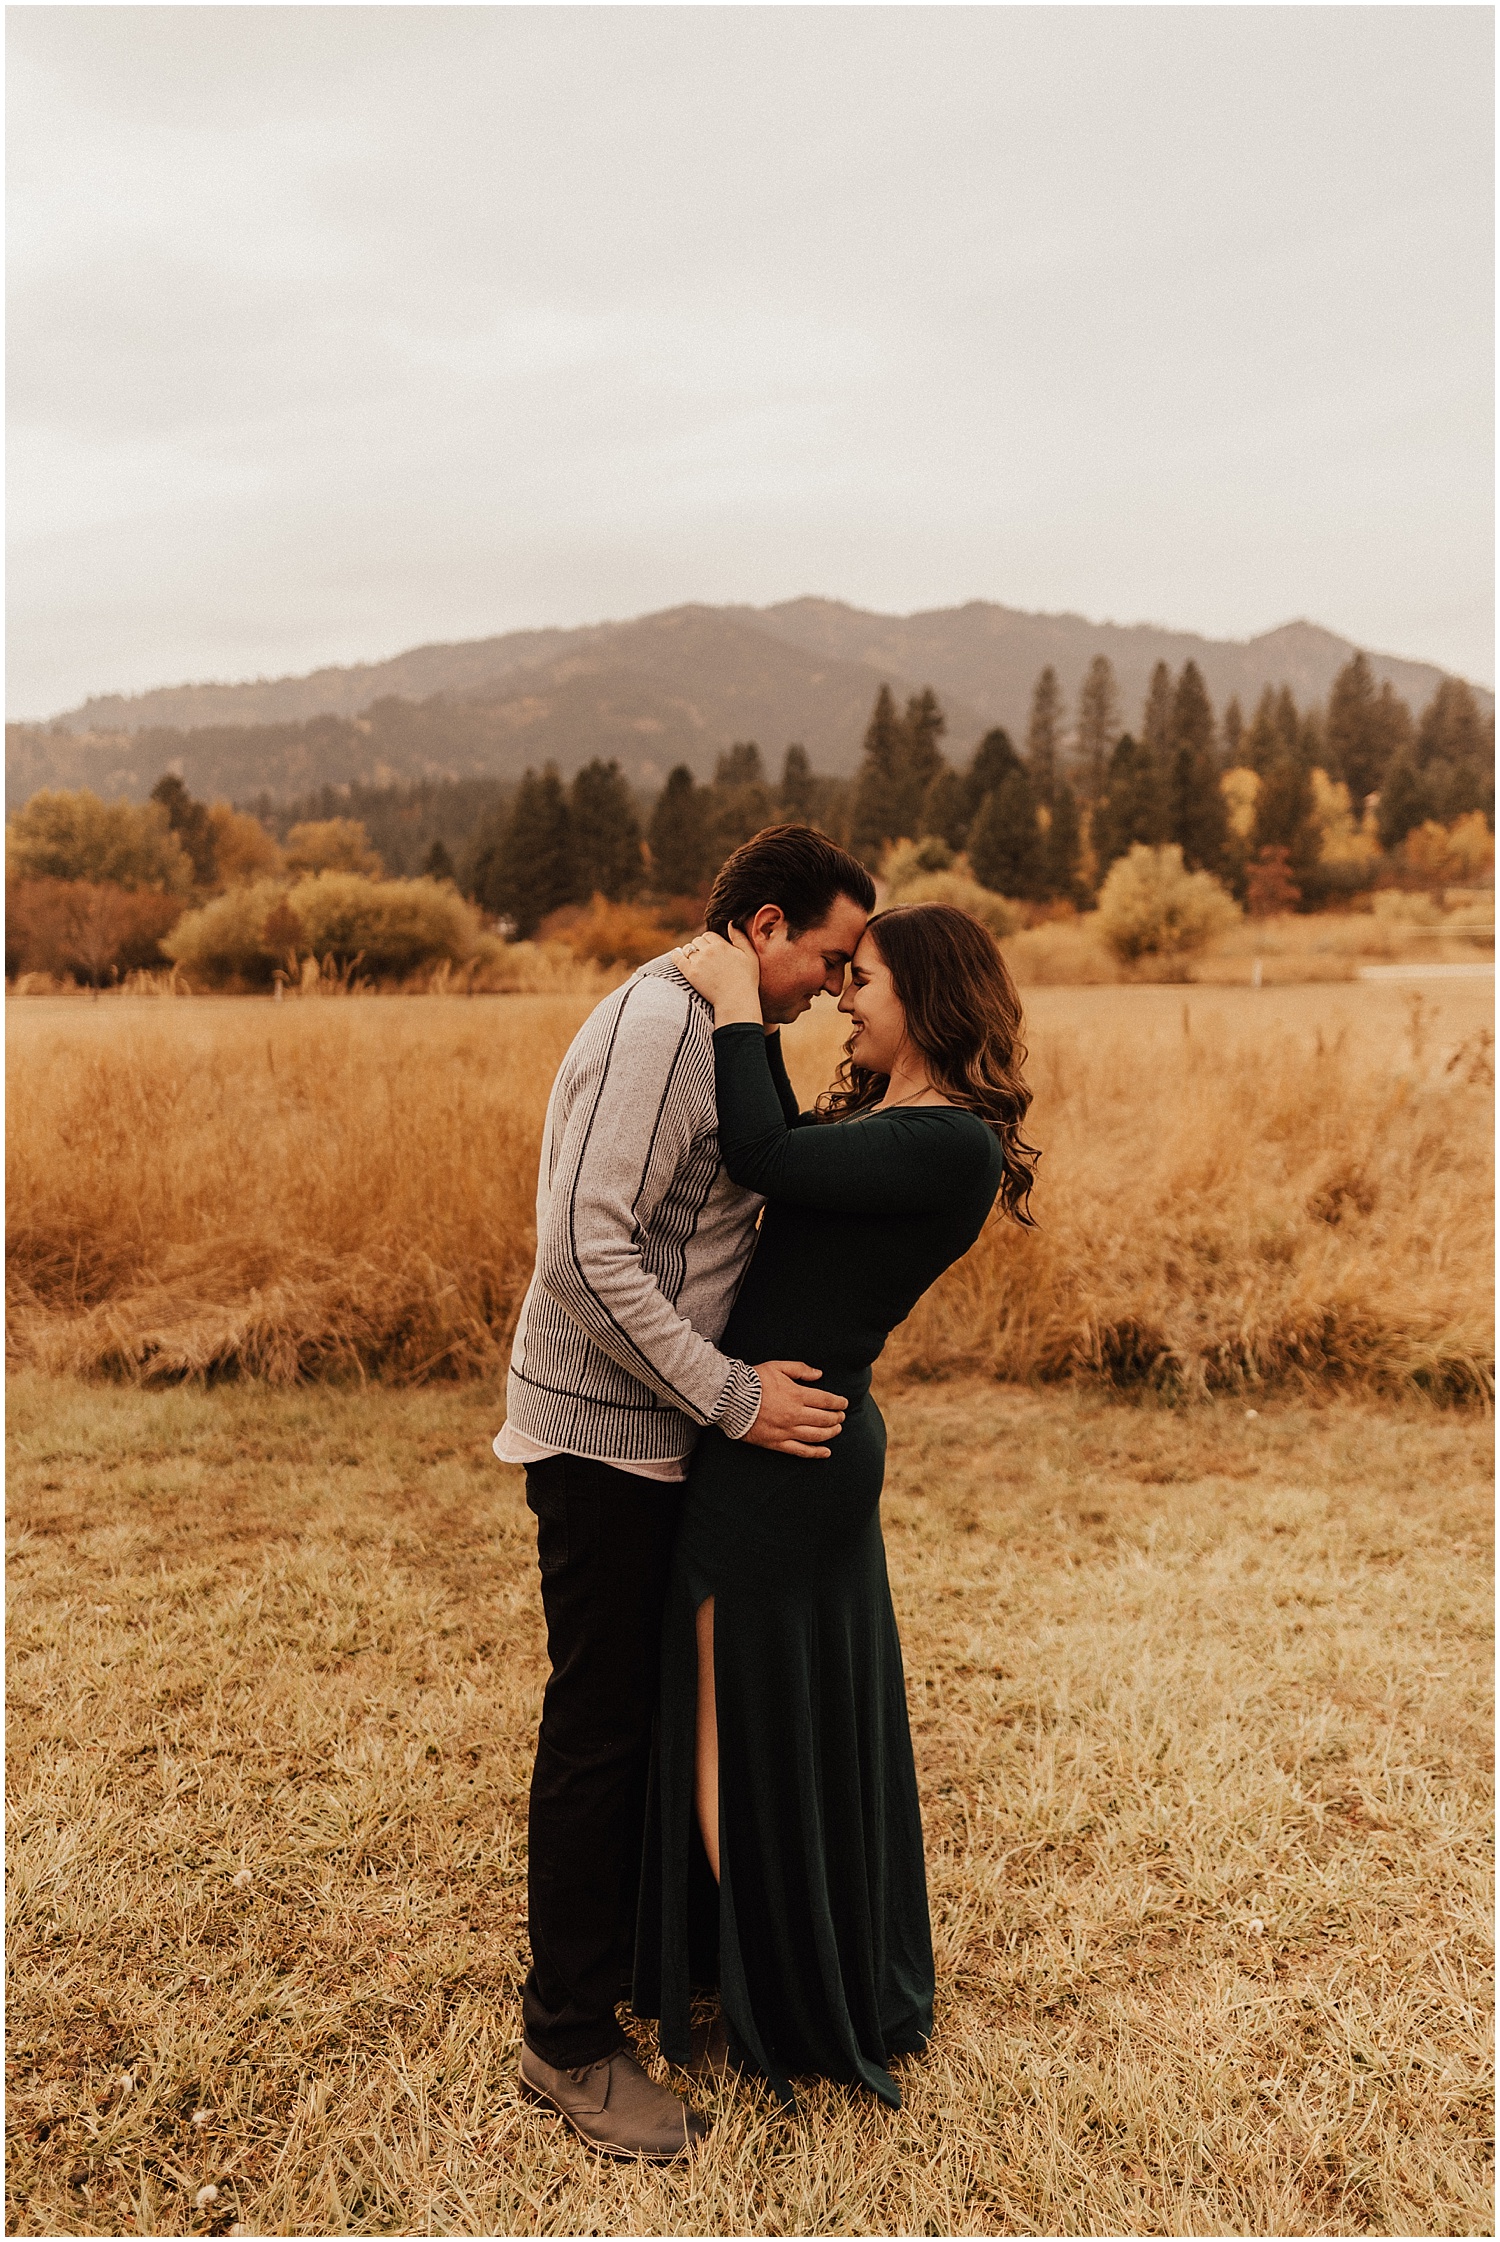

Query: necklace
left=870, top=1083, right=948, bottom=1115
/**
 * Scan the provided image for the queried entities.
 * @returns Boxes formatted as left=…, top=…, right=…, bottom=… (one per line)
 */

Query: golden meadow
left=8, top=976, right=1493, bottom=1401
left=6, top=971, right=1494, bottom=2237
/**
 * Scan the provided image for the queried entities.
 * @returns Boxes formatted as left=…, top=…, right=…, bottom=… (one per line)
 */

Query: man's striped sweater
left=501, top=955, right=765, bottom=1468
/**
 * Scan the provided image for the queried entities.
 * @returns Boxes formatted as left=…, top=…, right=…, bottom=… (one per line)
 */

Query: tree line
left=8, top=647, right=1493, bottom=978
left=467, top=650, right=1493, bottom=934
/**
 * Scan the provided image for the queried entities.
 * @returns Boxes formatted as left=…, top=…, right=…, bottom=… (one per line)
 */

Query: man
left=496, top=824, right=874, bottom=2159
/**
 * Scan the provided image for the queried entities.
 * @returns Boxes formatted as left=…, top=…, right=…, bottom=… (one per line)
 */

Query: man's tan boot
left=519, top=2042, right=708, bottom=2161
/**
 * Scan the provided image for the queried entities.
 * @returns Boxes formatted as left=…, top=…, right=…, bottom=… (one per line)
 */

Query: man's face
left=749, top=894, right=870, bottom=1026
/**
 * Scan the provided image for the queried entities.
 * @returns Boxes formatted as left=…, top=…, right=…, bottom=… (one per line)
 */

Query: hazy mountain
left=12, top=596, right=1487, bottom=810
left=14, top=609, right=989, bottom=806
left=746, top=600, right=1480, bottom=740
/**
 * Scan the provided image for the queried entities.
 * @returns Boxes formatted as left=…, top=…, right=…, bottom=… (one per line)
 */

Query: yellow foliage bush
left=163, top=874, right=482, bottom=987
left=1309, top=768, right=1381, bottom=865
left=882, top=840, right=1020, bottom=938
left=6, top=788, right=192, bottom=893
left=1401, top=812, right=1496, bottom=885
left=466, top=935, right=617, bottom=996
left=544, top=894, right=679, bottom=969
left=1096, top=845, right=1240, bottom=965
left=284, top=818, right=383, bottom=878
left=208, top=802, right=283, bottom=885
left=1219, top=766, right=1260, bottom=842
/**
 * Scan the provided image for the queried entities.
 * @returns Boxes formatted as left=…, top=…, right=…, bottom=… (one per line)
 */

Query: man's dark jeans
left=521, top=1450, right=685, bottom=2069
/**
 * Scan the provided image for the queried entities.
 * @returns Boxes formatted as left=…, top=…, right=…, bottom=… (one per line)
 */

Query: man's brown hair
left=704, top=824, right=875, bottom=939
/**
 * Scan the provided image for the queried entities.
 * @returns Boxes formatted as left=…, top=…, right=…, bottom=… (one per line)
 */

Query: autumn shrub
left=163, top=874, right=483, bottom=988
left=290, top=873, right=479, bottom=978
left=1246, top=845, right=1302, bottom=918
left=465, top=935, right=617, bottom=996
left=882, top=840, right=1020, bottom=938
left=6, top=788, right=191, bottom=893
left=540, top=894, right=678, bottom=969
left=5, top=879, right=185, bottom=984
left=283, top=819, right=383, bottom=878
left=207, top=802, right=284, bottom=885
left=1096, top=844, right=1240, bottom=966
left=1400, top=811, right=1496, bottom=886
left=160, top=878, right=294, bottom=988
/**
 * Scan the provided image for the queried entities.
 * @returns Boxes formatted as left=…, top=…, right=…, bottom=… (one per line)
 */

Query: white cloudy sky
left=7, top=3, right=1494, bottom=718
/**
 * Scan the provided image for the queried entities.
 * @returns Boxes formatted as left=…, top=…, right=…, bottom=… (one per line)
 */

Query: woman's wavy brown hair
left=816, top=902, right=1040, bottom=1223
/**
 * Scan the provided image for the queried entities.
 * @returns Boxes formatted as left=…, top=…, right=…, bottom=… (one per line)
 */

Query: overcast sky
left=7, top=4, right=1494, bottom=719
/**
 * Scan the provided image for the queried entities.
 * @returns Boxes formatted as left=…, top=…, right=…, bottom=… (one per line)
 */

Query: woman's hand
left=674, top=927, right=763, bottom=1025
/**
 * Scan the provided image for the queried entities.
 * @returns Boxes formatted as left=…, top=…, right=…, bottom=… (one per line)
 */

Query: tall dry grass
left=7, top=995, right=585, bottom=1384
left=7, top=979, right=1493, bottom=1397
left=6, top=1376, right=1492, bottom=2236
left=1005, top=900, right=1495, bottom=988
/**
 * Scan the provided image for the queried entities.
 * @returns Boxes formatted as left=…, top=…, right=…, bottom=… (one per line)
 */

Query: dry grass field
left=6, top=1375, right=1492, bottom=2237
left=7, top=976, right=1493, bottom=1400
left=7, top=971, right=1493, bottom=2234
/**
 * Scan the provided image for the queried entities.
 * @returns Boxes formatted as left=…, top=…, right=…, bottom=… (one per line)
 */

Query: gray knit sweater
left=502, top=956, right=765, bottom=1465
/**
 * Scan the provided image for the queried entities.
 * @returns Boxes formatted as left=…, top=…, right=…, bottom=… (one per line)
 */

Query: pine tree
left=1142, top=662, right=1174, bottom=765
left=1243, top=685, right=1304, bottom=775
left=1166, top=661, right=1227, bottom=874
left=570, top=759, right=644, bottom=900
left=1325, top=653, right=1384, bottom=799
left=1169, top=747, right=1230, bottom=877
left=898, top=688, right=948, bottom=835
left=422, top=837, right=456, bottom=883
left=1220, top=695, right=1245, bottom=770
left=1416, top=675, right=1483, bottom=769
left=1242, top=688, right=1279, bottom=774
left=778, top=743, right=816, bottom=823
left=1044, top=781, right=1084, bottom=905
left=1370, top=682, right=1416, bottom=793
left=968, top=767, right=1044, bottom=898
left=1253, top=751, right=1319, bottom=889
left=1074, top=655, right=1120, bottom=801
left=963, top=728, right=1023, bottom=825
left=920, top=768, right=970, bottom=850
left=1274, top=688, right=1304, bottom=762
left=150, top=773, right=217, bottom=886
left=647, top=765, right=710, bottom=895
left=851, top=686, right=907, bottom=864
left=1412, top=677, right=1492, bottom=822
left=708, top=742, right=776, bottom=855
left=1091, top=734, right=1167, bottom=875
left=474, top=766, right=575, bottom=936
left=1169, top=662, right=1215, bottom=766
left=1376, top=754, right=1433, bottom=851
left=1026, top=666, right=1063, bottom=806
left=717, top=741, right=765, bottom=788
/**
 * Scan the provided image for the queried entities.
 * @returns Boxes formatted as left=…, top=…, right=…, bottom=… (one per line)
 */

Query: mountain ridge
left=11, top=597, right=1488, bottom=810
left=44, top=596, right=1484, bottom=743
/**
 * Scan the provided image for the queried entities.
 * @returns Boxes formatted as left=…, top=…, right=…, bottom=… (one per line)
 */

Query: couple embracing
left=495, top=824, right=1038, bottom=2158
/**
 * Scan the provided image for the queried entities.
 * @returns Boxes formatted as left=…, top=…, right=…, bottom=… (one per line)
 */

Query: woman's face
left=837, top=930, right=911, bottom=1076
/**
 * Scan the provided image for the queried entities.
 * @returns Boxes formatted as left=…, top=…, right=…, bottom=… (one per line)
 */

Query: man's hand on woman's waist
left=737, top=1361, right=848, bottom=1459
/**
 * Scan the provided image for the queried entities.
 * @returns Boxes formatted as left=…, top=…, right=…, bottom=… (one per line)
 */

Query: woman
left=633, top=902, right=1040, bottom=2111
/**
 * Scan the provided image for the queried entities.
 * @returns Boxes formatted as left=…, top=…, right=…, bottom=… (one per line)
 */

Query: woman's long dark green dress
left=633, top=1022, right=1003, bottom=2109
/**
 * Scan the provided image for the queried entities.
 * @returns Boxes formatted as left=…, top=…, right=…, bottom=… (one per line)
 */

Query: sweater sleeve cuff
left=712, top=1359, right=762, bottom=1441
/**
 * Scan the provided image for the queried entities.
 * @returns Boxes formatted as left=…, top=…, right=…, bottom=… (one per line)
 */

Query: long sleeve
left=762, top=1031, right=809, bottom=1130
left=712, top=1023, right=994, bottom=1215
left=533, top=988, right=761, bottom=1435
